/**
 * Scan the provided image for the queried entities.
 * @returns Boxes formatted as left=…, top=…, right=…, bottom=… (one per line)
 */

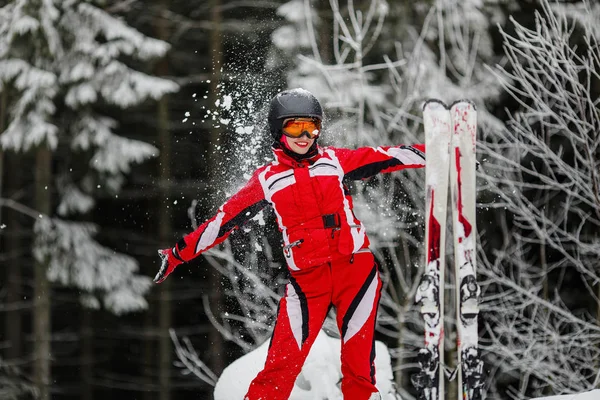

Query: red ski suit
left=172, top=143, right=425, bottom=400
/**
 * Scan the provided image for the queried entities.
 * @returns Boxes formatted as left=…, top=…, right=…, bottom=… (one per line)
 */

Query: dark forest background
left=1, top=0, right=599, bottom=400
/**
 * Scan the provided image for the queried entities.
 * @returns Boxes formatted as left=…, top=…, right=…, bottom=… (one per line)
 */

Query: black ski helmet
left=268, top=88, right=323, bottom=140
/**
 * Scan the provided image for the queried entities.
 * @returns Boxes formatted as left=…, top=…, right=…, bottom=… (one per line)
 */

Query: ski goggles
left=282, top=118, right=321, bottom=139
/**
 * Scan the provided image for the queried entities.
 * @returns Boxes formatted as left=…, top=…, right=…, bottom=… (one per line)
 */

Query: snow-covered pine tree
left=0, top=0, right=178, bottom=312
left=0, top=0, right=178, bottom=397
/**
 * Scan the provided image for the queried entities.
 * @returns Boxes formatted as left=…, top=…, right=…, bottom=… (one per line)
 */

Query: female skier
left=154, top=88, right=426, bottom=400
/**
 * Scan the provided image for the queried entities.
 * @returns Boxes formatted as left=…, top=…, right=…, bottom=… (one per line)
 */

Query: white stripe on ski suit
left=263, top=170, right=296, bottom=194
left=285, top=282, right=304, bottom=349
left=325, top=149, right=366, bottom=254
left=380, top=146, right=426, bottom=166
left=343, top=271, right=379, bottom=342
left=308, top=159, right=339, bottom=177
left=258, top=166, right=300, bottom=270
left=195, top=211, right=225, bottom=254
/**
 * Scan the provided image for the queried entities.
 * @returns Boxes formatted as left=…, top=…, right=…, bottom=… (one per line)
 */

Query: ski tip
left=449, top=99, right=477, bottom=110
left=422, top=98, right=448, bottom=111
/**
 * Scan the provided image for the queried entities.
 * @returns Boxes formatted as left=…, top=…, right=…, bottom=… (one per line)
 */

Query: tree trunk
left=318, top=0, right=332, bottom=64
left=156, top=40, right=173, bottom=400
left=155, top=1, right=173, bottom=399
left=208, top=0, right=223, bottom=161
left=143, top=306, right=154, bottom=400
left=157, top=99, right=173, bottom=400
left=34, top=146, right=52, bottom=400
left=0, top=89, right=4, bottom=228
left=207, top=0, right=226, bottom=376
left=1, top=89, right=24, bottom=363
left=81, top=308, right=93, bottom=400
left=4, top=156, right=24, bottom=361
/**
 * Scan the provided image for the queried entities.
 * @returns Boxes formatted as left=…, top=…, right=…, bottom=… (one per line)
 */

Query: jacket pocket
left=285, top=229, right=330, bottom=269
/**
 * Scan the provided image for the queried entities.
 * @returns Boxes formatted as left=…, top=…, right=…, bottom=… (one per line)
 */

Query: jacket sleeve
left=171, top=170, right=268, bottom=263
left=332, top=144, right=426, bottom=180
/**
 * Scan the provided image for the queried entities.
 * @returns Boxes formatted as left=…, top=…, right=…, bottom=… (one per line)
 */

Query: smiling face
left=285, top=135, right=315, bottom=155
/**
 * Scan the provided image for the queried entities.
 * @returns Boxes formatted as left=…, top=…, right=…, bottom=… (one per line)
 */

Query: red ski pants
left=245, top=251, right=382, bottom=400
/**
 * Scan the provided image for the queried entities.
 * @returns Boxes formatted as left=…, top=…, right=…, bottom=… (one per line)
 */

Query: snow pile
left=532, top=390, right=600, bottom=400
left=213, top=330, right=398, bottom=400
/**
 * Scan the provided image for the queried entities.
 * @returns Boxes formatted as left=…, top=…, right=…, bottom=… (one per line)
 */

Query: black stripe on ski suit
left=341, top=263, right=378, bottom=339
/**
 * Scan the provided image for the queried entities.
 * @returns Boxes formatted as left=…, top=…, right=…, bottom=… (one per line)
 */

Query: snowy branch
left=170, top=328, right=219, bottom=386
left=478, top=0, right=600, bottom=396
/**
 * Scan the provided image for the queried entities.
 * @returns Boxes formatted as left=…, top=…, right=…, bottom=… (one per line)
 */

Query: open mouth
left=295, top=142, right=309, bottom=148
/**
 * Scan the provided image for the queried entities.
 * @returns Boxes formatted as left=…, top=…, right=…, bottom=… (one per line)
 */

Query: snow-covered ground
left=531, top=391, right=600, bottom=400
left=213, top=329, right=397, bottom=400
left=214, top=330, right=600, bottom=400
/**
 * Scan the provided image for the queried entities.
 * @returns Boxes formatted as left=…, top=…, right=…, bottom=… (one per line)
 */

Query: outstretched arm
left=154, top=170, right=268, bottom=283
left=332, top=144, right=425, bottom=180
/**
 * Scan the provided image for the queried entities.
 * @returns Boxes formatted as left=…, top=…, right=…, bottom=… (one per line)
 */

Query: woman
left=154, top=88, right=426, bottom=400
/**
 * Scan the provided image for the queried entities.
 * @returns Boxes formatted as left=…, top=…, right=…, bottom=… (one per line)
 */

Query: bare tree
left=478, top=1, right=600, bottom=398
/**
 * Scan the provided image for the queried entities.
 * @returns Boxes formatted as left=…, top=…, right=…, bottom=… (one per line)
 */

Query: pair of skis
left=412, top=99, right=484, bottom=400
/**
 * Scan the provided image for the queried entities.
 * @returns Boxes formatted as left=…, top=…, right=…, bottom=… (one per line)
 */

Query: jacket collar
left=272, top=141, right=321, bottom=167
